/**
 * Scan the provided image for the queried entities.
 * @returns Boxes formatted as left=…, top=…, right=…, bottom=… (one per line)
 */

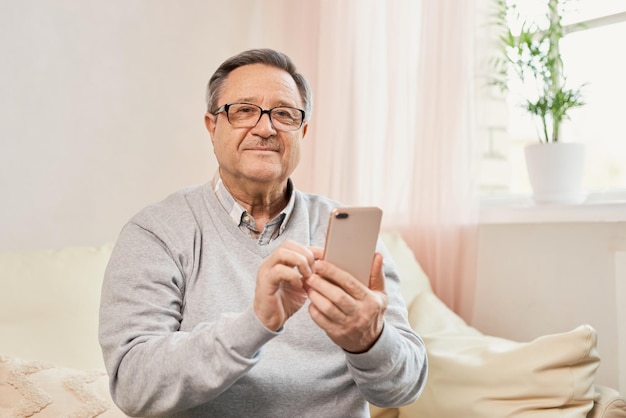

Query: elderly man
left=99, top=48, right=427, bottom=417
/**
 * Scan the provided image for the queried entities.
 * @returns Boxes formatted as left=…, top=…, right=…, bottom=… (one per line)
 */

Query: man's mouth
left=244, top=143, right=279, bottom=152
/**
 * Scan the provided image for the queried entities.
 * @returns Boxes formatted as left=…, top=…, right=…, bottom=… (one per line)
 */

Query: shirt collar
left=212, top=172, right=295, bottom=233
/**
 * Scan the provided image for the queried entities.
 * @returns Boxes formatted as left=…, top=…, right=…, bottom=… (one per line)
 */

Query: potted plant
left=491, top=0, right=587, bottom=204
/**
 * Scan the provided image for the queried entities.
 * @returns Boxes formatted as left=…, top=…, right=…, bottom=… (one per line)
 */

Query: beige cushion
left=370, top=232, right=429, bottom=418
left=380, top=231, right=432, bottom=307
left=376, top=231, right=602, bottom=417
left=0, top=245, right=112, bottom=370
left=589, top=385, right=626, bottom=418
left=370, top=404, right=399, bottom=418
left=399, top=291, right=600, bottom=418
left=0, top=355, right=126, bottom=417
left=0, top=235, right=611, bottom=418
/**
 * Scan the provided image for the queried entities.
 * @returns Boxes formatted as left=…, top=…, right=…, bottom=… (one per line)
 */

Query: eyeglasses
left=213, top=102, right=305, bottom=132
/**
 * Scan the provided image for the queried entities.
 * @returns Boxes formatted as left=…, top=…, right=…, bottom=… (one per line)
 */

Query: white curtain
left=287, top=0, right=478, bottom=321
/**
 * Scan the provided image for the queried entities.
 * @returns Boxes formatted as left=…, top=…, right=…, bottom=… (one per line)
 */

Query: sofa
left=1, top=232, right=624, bottom=417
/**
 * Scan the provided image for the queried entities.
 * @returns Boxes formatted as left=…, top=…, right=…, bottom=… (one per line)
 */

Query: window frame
left=476, top=4, right=626, bottom=221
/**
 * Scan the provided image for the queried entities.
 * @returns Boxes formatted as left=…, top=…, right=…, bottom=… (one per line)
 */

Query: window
left=476, top=0, right=626, bottom=199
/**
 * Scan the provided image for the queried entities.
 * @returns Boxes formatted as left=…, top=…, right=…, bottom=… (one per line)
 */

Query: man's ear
left=301, top=123, right=308, bottom=139
left=204, top=112, right=216, bottom=143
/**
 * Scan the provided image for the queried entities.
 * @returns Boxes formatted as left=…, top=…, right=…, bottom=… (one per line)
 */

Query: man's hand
left=304, top=248, right=388, bottom=353
left=254, top=240, right=315, bottom=331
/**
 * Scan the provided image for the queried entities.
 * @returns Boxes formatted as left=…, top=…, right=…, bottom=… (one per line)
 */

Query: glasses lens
left=225, top=103, right=304, bottom=131
left=270, top=107, right=303, bottom=131
left=227, top=103, right=261, bottom=127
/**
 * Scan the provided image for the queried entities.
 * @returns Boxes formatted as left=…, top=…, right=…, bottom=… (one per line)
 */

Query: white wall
left=0, top=0, right=319, bottom=251
left=473, top=221, right=626, bottom=391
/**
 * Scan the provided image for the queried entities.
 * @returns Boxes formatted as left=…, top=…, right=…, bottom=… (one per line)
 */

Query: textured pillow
left=0, top=355, right=126, bottom=417
left=399, top=291, right=600, bottom=418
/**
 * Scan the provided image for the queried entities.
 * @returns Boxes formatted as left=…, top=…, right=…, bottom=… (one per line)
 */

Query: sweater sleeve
left=344, top=244, right=428, bottom=407
left=98, top=221, right=278, bottom=416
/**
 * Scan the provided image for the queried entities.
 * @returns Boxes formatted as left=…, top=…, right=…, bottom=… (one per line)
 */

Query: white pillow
left=400, top=291, right=600, bottom=417
left=0, top=245, right=112, bottom=370
left=380, top=231, right=432, bottom=307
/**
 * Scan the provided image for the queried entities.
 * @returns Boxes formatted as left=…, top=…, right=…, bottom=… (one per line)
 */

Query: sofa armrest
left=587, top=385, right=626, bottom=418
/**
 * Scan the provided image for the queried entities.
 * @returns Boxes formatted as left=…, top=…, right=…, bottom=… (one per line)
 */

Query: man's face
left=205, top=63, right=308, bottom=190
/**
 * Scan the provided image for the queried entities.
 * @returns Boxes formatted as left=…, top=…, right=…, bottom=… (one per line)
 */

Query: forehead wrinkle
left=230, top=95, right=300, bottom=109
left=222, top=68, right=301, bottom=108
left=274, top=78, right=302, bottom=106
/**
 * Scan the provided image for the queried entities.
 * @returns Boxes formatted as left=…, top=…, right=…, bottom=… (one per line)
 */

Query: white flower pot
left=524, top=142, right=586, bottom=205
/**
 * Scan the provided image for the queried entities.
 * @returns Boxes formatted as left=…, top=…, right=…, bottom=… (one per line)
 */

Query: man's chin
left=242, top=165, right=284, bottom=184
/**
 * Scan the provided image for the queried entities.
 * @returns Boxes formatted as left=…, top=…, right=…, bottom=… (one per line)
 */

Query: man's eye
left=274, top=108, right=300, bottom=119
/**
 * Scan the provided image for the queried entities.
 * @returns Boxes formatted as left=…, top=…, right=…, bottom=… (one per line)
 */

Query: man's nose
left=252, top=112, right=277, bottom=135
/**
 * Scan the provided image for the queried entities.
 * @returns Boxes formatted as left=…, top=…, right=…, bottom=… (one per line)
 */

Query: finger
left=368, top=253, right=386, bottom=293
left=308, top=246, right=324, bottom=260
left=307, top=299, right=345, bottom=335
left=282, top=239, right=316, bottom=262
left=270, top=241, right=315, bottom=278
left=272, top=264, right=306, bottom=288
left=307, top=286, right=350, bottom=323
left=305, top=272, right=360, bottom=317
left=312, top=259, right=368, bottom=300
left=257, top=263, right=304, bottom=295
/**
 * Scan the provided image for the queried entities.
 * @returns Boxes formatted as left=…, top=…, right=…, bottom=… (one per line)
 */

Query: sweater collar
left=211, top=172, right=295, bottom=237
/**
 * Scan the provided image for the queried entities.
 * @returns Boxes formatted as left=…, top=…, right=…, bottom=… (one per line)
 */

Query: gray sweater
left=98, top=183, right=427, bottom=417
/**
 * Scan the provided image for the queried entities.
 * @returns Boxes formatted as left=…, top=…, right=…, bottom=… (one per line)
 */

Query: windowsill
left=480, top=190, right=626, bottom=224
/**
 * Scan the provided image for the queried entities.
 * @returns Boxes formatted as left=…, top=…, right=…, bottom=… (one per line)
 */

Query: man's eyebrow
left=231, top=98, right=299, bottom=108
left=223, top=97, right=254, bottom=104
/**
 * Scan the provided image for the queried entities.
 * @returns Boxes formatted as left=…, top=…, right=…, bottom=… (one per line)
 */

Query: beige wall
left=473, top=221, right=626, bottom=391
left=0, top=0, right=318, bottom=251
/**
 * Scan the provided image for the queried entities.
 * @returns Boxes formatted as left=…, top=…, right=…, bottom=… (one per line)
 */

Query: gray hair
left=205, top=48, right=312, bottom=122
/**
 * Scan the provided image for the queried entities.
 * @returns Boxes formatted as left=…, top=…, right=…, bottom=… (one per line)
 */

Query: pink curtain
left=286, top=0, right=478, bottom=321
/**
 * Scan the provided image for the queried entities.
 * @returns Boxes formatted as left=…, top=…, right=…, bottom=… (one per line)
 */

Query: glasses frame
left=213, top=102, right=306, bottom=131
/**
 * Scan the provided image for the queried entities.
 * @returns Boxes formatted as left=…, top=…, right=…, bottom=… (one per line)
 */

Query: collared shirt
left=212, top=173, right=295, bottom=246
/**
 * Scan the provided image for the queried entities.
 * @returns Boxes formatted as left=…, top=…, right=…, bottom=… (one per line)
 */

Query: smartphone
left=322, top=206, right=383, bottom=286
